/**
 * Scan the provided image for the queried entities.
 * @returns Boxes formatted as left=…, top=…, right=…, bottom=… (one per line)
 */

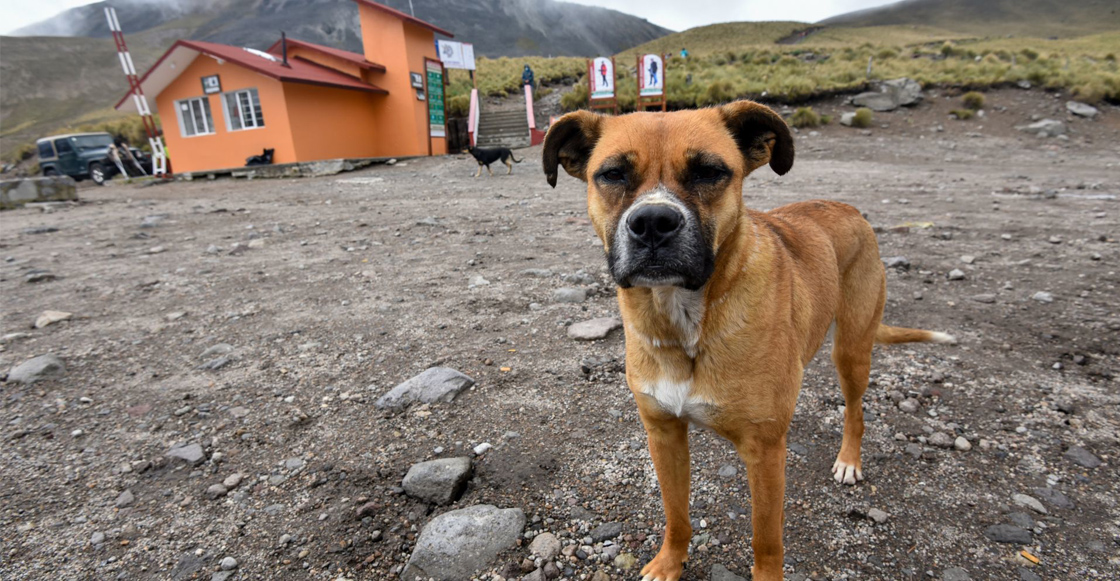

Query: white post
left=524, top=84, right=536, bottom=130
left=468, top=88, right=479, bottom=147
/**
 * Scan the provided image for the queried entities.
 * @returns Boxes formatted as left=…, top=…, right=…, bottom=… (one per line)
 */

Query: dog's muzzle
left=608, top=188, right=714, bottom=290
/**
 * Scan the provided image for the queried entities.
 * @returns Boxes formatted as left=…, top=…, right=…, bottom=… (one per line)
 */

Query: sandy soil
left=2, top=88, right=1118, bottom=581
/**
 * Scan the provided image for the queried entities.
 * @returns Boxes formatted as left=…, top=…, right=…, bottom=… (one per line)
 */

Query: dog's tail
left=509, top=153, right=522, bottom=163
left=874, top=324, right=956, bottom=345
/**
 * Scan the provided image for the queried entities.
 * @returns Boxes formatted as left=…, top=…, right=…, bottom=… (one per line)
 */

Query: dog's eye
left=597, top=168, right=627, bottom=184
left=691, top=165, right=727, bottom=183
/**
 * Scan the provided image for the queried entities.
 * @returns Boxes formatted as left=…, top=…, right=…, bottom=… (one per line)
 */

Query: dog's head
left=542, top=101, right=794, bottom=290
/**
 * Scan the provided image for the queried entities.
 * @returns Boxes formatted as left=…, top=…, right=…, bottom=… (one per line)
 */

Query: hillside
left=822, top=0, right=1120, bottom=38
left=12, top=0, right=670, bottom=58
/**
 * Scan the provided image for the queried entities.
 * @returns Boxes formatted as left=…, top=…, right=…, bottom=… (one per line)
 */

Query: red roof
left=353, top=0, right=454, bottom=37
left=115, top=39, right=387, bottom=110
left=265, top=38, right=387, bottom=73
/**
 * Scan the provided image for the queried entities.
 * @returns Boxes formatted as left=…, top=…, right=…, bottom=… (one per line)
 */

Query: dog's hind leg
left=486, top=165, right=494, bottom=177
left=637, top=405, right=690, bottom=581
left=505, top=158, right=513, bottom=175
left=830, top=261, right=885, bottom=485
left=474, top=165, right=481, bottom=178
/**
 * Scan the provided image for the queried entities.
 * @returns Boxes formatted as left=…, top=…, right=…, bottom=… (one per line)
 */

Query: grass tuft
left=790, top=106, right=822, bottom=128
left=961, top=91, right=986, bottom=109
left=851, top=108, right=874, bottom=128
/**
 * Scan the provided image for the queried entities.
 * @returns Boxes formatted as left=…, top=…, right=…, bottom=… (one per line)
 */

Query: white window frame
left=222, top=88, right=265, bottom=132
left=175, top=96, right=215, bottom=137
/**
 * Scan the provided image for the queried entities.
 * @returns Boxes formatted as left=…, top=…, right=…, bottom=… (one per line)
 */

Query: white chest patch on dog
left=641, top=378, right=712, bottom=423
left=652, top=287, right=705, bottom=357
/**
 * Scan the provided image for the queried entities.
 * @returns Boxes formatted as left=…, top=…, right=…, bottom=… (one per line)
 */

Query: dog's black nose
left=627, top=204, right=683, bottom=247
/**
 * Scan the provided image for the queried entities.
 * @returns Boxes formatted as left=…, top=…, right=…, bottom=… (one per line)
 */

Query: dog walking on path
left=468, top=146, right=522, bottom=177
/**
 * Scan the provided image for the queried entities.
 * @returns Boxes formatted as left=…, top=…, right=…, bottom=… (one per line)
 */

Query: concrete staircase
left=475, top=108, right=530, bottom=149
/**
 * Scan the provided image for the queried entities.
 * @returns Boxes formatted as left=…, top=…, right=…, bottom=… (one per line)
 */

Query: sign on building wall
left=410, top=72, right=424, bottom=88
left=589, top=57, right=614, bottom=99
left=201, top=75, right=221, bottom=94
left=426, top=60, right=446, bottom=138
left=436, top=40, right=476, bottom=71
left=639, top=54, right=664, bottom=96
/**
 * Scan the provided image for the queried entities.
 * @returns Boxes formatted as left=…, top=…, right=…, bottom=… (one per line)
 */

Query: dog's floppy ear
left=542, top=110, right=603, bottom=188
left=719, top=100, right=794, bottom=176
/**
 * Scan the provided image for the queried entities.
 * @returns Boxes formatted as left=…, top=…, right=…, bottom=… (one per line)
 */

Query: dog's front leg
left=735, top=432, right=788, bottom=581
left=638, top=408, right=690, bottom=581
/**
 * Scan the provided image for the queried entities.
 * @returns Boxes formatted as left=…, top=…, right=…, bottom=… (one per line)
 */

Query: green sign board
left=426, top=61, right=445, bottom=138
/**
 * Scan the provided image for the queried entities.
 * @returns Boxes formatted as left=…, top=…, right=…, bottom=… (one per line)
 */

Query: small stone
left=1012, top=493, right=1047, bottom=514
left=473, top=442, right=492, bottom=455
left=148, top=245, right=166, bottom=254
left=867, top=508, right=889, bottom=523
left=567, top=318, right=622, bottom=341
left=25, top=270, right=57, bottom=283
left=402, top=457, right=473, bottom=505
left=899, top=398, right=919, bottom=413
left=115, top=490, right=135, bottom=508
left=960, top=255, right=975, bottom=264
left=166, top=443, right=206, bottom=466
left=1031, top=291, right=1053, bottom=303
left=984, top=524, right=1032, bottom=544
left=942, top=567, right=972, bottom=581
left=468, top=275, right=490, bottom=288
left=1064, top=446, right=1101, bottom=468
left=970, top=294, right=996, bottom=304
left=529, top=532, right=562, bottom=561
left=375, top=367, right=475, bottom=411
left=284, top=457, right=304, bottom=470
left=220, top=557, right=238, bottom=570
left=1007, top=512, right=1034, bottom=529
left=247, top=239, right=265, bottom=249
left=947, top=269, right=966, bottom=281
left=589, top=522, right=622, bottom=542
left=34, top=310, right=72, bottom=329
left=928, top=432, right=954, bottom=448
left=206, top=484, right=228, bottom=499
left=717, top=464, right=738, bottom=479
left=1031, top=487, right=1074, bottom=509
left=1018, top=567, right=1042, bottom=581
left=954, top=437, right=972, bottom=451
left=1066, top=101, right=1099, bottom=118
left=905, top=443, right=923, bottom=459
left=711, top=564, right=748, bottom=581
left=223, top=474, right=244, bottom=488
left=882, top=256, right=910, bottom=270
left=552, top=288, right=587, bottom=303
left=401, top=505, right=525, bottom=581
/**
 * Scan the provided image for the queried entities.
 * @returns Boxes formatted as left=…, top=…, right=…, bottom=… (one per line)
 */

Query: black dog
left=245, top=148, right=274, bottom=166
left=468, top=146, right=521, bottom=177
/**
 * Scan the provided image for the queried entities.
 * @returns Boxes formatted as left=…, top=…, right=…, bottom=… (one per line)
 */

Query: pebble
left=612, top=553, right=637, bottom=570
left=220, top=557, right=238, bottom=570
left=942, top=567, right=971, bottom=581
left=947, top=269, right=966, bottom=280
left=473, top=442, right=492, bottom=455
left=529, top=532, right=562, bottom=561
left=928, top=432, right=954, bottom=448
left=223, top=474, right=244, bottom=488
left=711, top=564, right=748, bottom=581
left=34, top=310, right=72, bottom=329
left=468, top=275, right=490, bottom=288
left=402, top=457, right=473, bottom=505
left=567, top=318, right=622, bottom=341
left=589, top=522, right=622, bottom=542
left=115, top=489, right=135, bottom=508
left=166, top=443, right=206, bottom=466
left=91, top=532, right=106, bottom=545
left=401, top=505, right=525, bottom=580
left=954, top=437, right=972, bottom=451
left=552, top=288, right=587, bottom=303
left=1030, top=291, right=1053, bottom=303
left=984, top=524, right=1032, bottom=544
left=206, top=484, right=228, bottom=499
left=867, top=508, right=889, bottom=523
left=1064, top=445, right=1101, bottom=468
left=899, top=398, right=919, bottom=413
left=284, top=457, right=304, bottom=470
left=970, top=294, right=996, bottom=304
left=882, top=256, right=910, bottom=270
left=1012, top=493, right=1047, bottom=514
left=717, top=464, right=738, bottom=478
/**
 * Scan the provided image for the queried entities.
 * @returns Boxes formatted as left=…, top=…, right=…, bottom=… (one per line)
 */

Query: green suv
left=37, top=132, right=150, bottom=185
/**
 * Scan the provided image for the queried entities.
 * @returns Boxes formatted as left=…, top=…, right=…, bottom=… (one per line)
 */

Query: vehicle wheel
left=42, top=167, right=59, bottom=177
left=89, top=162, right=107, bottom=186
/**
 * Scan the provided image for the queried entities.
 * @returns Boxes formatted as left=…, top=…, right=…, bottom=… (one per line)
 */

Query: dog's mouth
left=609, top=245, right=714, bottom=290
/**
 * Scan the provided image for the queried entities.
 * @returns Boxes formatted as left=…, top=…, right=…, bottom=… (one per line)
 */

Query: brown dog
left=542, top=101, right=954, bottom=581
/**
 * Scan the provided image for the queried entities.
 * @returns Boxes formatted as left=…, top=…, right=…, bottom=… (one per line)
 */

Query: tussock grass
left=950, top=109, right=975, bottom=120
left=790, top=107, right=822, bottom=128
left=851, top=108, right=874, bottom=128
left=962, top=91, right=986, bottom=109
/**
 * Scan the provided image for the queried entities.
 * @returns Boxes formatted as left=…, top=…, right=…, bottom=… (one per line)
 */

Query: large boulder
left=402, top=505, right=525, bottom=580
left=7, top=354, right=65, bottom=384
left=402, top=457, right=473, bottom=505
left=375, top=367, right=475, bottom=411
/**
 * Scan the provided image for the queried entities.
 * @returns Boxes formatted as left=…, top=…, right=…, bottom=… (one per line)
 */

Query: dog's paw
left=639, top=551, right=685, bottom=581
left=831, top=458, right=863, bottom=485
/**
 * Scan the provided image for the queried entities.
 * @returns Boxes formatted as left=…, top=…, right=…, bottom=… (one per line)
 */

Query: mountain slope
left=822, top=0, right=1120, bottom=38
left=12, top=0, right=670, bottom=58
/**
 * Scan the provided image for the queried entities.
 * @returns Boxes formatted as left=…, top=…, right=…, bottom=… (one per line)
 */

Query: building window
left=176, top=96, right=214, bottom=137
left=223, top=89, right=265, bottom=131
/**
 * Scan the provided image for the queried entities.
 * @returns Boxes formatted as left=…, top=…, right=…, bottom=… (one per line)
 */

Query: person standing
left=680, top=47, right=689, bottom=59
left=648, top=57, right=659, bottom=86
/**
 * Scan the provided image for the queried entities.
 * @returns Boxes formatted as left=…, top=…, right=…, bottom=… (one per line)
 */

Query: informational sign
left=590, top=57, right=614, bottom=99
left=639, top=54, right=664, bottom=97
left=436, top=40, right=476, bottom=71
left=410, top=72, right=424, bottom=89
left=426, top=60, right=445, bottom=138
left=201, top=74, right=221, bottom=94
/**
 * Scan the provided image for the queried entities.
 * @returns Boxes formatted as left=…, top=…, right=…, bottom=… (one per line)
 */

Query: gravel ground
left=2, top=88, right=1118, bottom=581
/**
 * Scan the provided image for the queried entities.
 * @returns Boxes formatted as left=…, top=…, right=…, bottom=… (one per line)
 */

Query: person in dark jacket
left=522, top=64, right=535, bottom=88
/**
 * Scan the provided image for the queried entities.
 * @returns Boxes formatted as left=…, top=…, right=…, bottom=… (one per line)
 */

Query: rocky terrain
left=1, top=88, right=1118, bottom=581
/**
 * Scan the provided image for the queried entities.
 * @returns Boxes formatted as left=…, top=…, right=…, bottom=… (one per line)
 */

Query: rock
left=1064, top=445, right=1101, bottom=468
left=1012, top=494, right=1047, bottom=514
left=840, top=112, right=857, bottom=126
left=34, top=310, right=72, bottom=328
left=220, top=557, right=238, bottom=570
left=21, top=226, right=60, bottom=234
left=942, top=567, right=971, bottom=581
left=567, top=317, right=622, bottom=341
left=212, top=572, right=235, bottom=581
left=520, top=268, right=553, bottom=278
left=375, top=367, right=475, bottom=410
left=1031, top=487, right=1074, bottom=509
left=468, top=275, right=490, bottom=288
left=612, top=553, right=638, bottom=570
left=200, top=343, right=234, bottom=359
left=529, top=532, right=562, bottom=561
left=852, top=91, right=900, bottom=112
left=198, top=357, right=230, bottom=371
left=970, top=294, right=996, bottom=304
left=867, top=508, right=889, bottom=523
left=115, top=489, right=135, bottom=508
left=1030, top=291, right=1053, bottom=303
left=1007, top=512, right=1034, bottom=529
left=717, top=464, right=738, bottom=479
left=899, top=398, right=919, bottom=413
left=851, top=78, right=922, bottom=112
left=590, top=572, right=610, bottom=581
left=1018, top=568, right=1042, bottom=581
left=206, top=484, right=228, bottom=499
left=929, top=432, right=955, bottom=448
left=984, top=524, right=1032, bottom=544
left=7, top=354, right=65, bottom=384
left=589, top=522, right=622, bottom=542
left=882, top=256, right=910, bottom=270
left=960, top=255, right=975, bottom=264
left=166, top=443, right=206, bottom=466
left=91, top=531, right=106, bottom=545
left=905, top=443, right=923, bottom=459
left=1016, top=119, right=1065, bottom=137
left=542, top=561, right=560, bottom=580
left=284, top=457, right=304, bottom=470
left=1066, top=101, right=1099, bottom=118
left=401, top=504, right=525, bottom=581
left=473, top=442, right=492, bottom=455
left=247, top=238, right=265, bottom=249
left=25, top=269, right=56, bottom=283
left=522, top=569, right=545, bottom=581
left=711, top=564, right=748, bottom=581
left=947, top=269, right=966, bottom=281
left=170, top=553, right=204, bottom=580
left=552, top=288, right=587, bottom=303
left=954, top=437, right=972, bottom=451
left=223, top=474, right=244, bottom=488
left=402, top=457, right=473, bottom=505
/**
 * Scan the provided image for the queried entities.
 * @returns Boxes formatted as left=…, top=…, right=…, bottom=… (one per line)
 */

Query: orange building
left=116, top=0, right=451, bottom=174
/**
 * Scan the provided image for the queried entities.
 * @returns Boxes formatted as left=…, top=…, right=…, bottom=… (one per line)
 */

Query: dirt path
left=2, top=90, right=1118, bottom=581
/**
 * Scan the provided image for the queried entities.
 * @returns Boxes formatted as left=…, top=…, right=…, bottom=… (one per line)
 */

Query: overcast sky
left=0, top=0, right=900, bottom=35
